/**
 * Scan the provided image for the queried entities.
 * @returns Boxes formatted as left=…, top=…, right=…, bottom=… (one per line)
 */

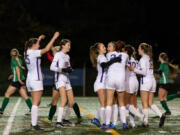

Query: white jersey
left=106, top=51, right=128, bottom=77
left=96, top=55, right=107, bottom=83
left=134, top=55, right=154, bottom=83
left=126, top=57, right=138, bottom=79
left=50, top=51, right=71, bottom=82
left=25, top=50, right=42, bottom=81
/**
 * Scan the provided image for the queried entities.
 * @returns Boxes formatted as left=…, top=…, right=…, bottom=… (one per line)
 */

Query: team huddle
left=90, top=41, right=180, bottom=129
left=0, top=32, right=179, bottom=131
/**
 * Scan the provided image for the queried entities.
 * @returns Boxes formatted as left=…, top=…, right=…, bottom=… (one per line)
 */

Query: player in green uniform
left=0, top=49, right=32, bottom=114
left=156, top=52, right=180, bottom=115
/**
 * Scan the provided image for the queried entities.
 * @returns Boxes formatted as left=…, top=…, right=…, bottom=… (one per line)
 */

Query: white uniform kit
left=106, top=51, right=128, bottom=92
left=94, top=55, right=107, bottom=92
left=134, top=55, right=156, bottom=92
left=125, top=57, right=139, bottom=94
left=50, top=51, right=72, bottom=90
left=25, top=50, right=43, bottom=92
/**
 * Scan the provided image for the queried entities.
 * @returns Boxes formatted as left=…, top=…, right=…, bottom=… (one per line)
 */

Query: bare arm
left=15, top=66, right=24, bottom=85
left=41, top=32, right=60, bottom=55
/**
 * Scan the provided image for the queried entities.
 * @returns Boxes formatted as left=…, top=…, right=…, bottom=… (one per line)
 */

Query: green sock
left=160, top=100, right=170, bottom=112
left=1, top=97, right=9, bottom=111
left=25, top=98, right=32, bottom=110
left=48, top=105, right=57, bottom=120
left=167, top=94, right=179, bottom=101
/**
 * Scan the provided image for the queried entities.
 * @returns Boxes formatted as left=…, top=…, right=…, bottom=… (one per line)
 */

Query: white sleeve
left=98, top=55, right=107, bottom=64
left=134, top=58, right=147, bottom=76
left=32, top=50, right=41, bottom=57
left=50, top=54, right=63, bottom=72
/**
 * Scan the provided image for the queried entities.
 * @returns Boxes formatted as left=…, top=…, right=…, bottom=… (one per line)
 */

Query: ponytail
left=159, top=52, right=179, bottom=78
left=89, top=43, right=100, bottom=68
left=24, top=38, right=38, bottom=58
left=124, top=45, right=133, bottom=60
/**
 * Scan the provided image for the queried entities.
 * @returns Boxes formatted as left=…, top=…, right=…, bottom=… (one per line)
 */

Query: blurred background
left=0, top=0, right=179, bottom=96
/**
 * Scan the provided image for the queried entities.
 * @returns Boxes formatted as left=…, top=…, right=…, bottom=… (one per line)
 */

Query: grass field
left=0, top=97, right=180, bottom=135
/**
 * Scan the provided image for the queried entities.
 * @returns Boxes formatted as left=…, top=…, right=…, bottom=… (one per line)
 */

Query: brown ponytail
left=24, top=38, right=38, bottom=58
left=159, top=52, right=179, bottom=78
left=89, top=43, right=100, bottom=68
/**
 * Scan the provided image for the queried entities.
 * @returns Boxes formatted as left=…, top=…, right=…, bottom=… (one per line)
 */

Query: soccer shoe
left=122, top=123, right=129, bottom=129
left=55, top=122, right=65, bottom=128
left=142, top=123, right=149, bottom=128
left=128, top=122, right=136, bottom=128
left=91, top=118, right=101, bottom=127
left=31, top=124, right=44, bottom=130
left=111, top=124, right=118, bottom=129
left=101, top=124, right=112, bottom=129
left=165, top=111, right=171, bottom=115
left=159, top=114, right=166, bottom=128
left=62, top=119, right=75, bottom=126
left=40, top=117, right=52, bottom=124
left=0, top=108, right=3, bottom=115
left=75, top=117, right=83, bottom=124
left=25, top=110, right=31, bottom=116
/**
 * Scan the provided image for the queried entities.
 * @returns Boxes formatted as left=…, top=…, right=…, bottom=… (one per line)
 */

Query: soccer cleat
left=25, top=110, right=31, bottom=116
left=101, top=124, right=112, bottom=129
left=0, top=108, right=3, bottom=115
left=122, top=123, right=129, bottom=129
left=55, top=122, right=65, bottom=128
left=40, top=117, right=52, bottom=124
left=91, top=118, right=101, bottom=127
left=75, top=117, right=83, bottom=124
left=111, top=123, right=118, bottom=129
left=142, top=123, right=149, bottom=128
left=62, top=119, right=75, bottom=126
left=31, top=124, right=44, bottom=130
left=128, top=122, right=136, bottom=128
left=159, top=114, right=166, bottom=127
left=165, top=111, right=171, bottom=115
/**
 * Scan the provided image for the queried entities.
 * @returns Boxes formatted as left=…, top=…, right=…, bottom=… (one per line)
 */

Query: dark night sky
left=0, top=0, right=179, bottom=68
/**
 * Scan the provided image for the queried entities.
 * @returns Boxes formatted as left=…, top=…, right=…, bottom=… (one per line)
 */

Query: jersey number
left=110, top=54, right=122, bottom=63
left=25, top=55, right=30, bottom=64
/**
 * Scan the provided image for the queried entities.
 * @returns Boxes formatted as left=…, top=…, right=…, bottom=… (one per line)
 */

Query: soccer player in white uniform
left=102, top=41, right=129, bottom=129
left=129, top=43, right=166, bottom=127
left=124, top=45, right=144, bottom=128
left=50, top=39, right=76, bottom=128
left=89, top=42, right=121, bottom=128
left=25, top=32, right=60, bottom=130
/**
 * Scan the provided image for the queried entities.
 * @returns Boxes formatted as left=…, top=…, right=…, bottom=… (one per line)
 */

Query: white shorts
left=106, top=76, right=125, bottom=92
left=140, top=78, right=156, bottom=93
left=55, top=78, right=72, bottom=91
left=26, top=79, right=43, bottom=92
left=94, top=81, right=105, bottom=92
left=126, top=77, right=139, bottom=94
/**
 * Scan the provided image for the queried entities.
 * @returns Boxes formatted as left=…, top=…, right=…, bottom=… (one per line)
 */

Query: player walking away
left=102, top=41, right=129, bottom=129
left=129, top=43, right=166, bottom=128
left=0, top=49, right=32, bottom=115
left=42, top=46, right=82, bottom=125
left=89, top=42, right=121, bottom=129
left=124, top=45, right=144, bottom=128
left=24, top=32, right=60, bottom=130
left=155, top=52, right=180, bottom=115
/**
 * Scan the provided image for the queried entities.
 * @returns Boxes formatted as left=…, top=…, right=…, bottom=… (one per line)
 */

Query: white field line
left=3, top=98, right=21, bottom=135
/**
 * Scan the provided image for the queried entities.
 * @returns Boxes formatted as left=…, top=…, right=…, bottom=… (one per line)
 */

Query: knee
left=5, top=93, right=10, bottom=98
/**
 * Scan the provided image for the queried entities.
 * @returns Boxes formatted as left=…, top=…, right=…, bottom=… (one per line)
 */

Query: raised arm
left=41, top=32, right=60, bottom=55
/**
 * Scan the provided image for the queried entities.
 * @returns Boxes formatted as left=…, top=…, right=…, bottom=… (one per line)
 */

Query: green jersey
left=11, top=57, right=25, bottom=82
left=159, top=62, right=169, bottom=84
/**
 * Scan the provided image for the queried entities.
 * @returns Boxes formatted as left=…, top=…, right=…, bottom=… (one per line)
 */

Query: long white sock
left=129, top=112, right=135, bottom=127
left=111, top=104, right=118, bottom=125
left=64, top=107, right=72, bottom=120
left=142, top=109, right=149, bottom=124
left=95, top=108, right=100, bottom=119
left=119, top=106, right=127, bottom=124
left=105, top=106, right=112, bottom=125
left=100, top=107, right=106, bottom=124
left=31, top=105, right=38, bottom=126
left=150, top=104, right=162, bottom=118
left=129, top=104, right=144, bottom=119
left=57, top=107, right=64, bottom=122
